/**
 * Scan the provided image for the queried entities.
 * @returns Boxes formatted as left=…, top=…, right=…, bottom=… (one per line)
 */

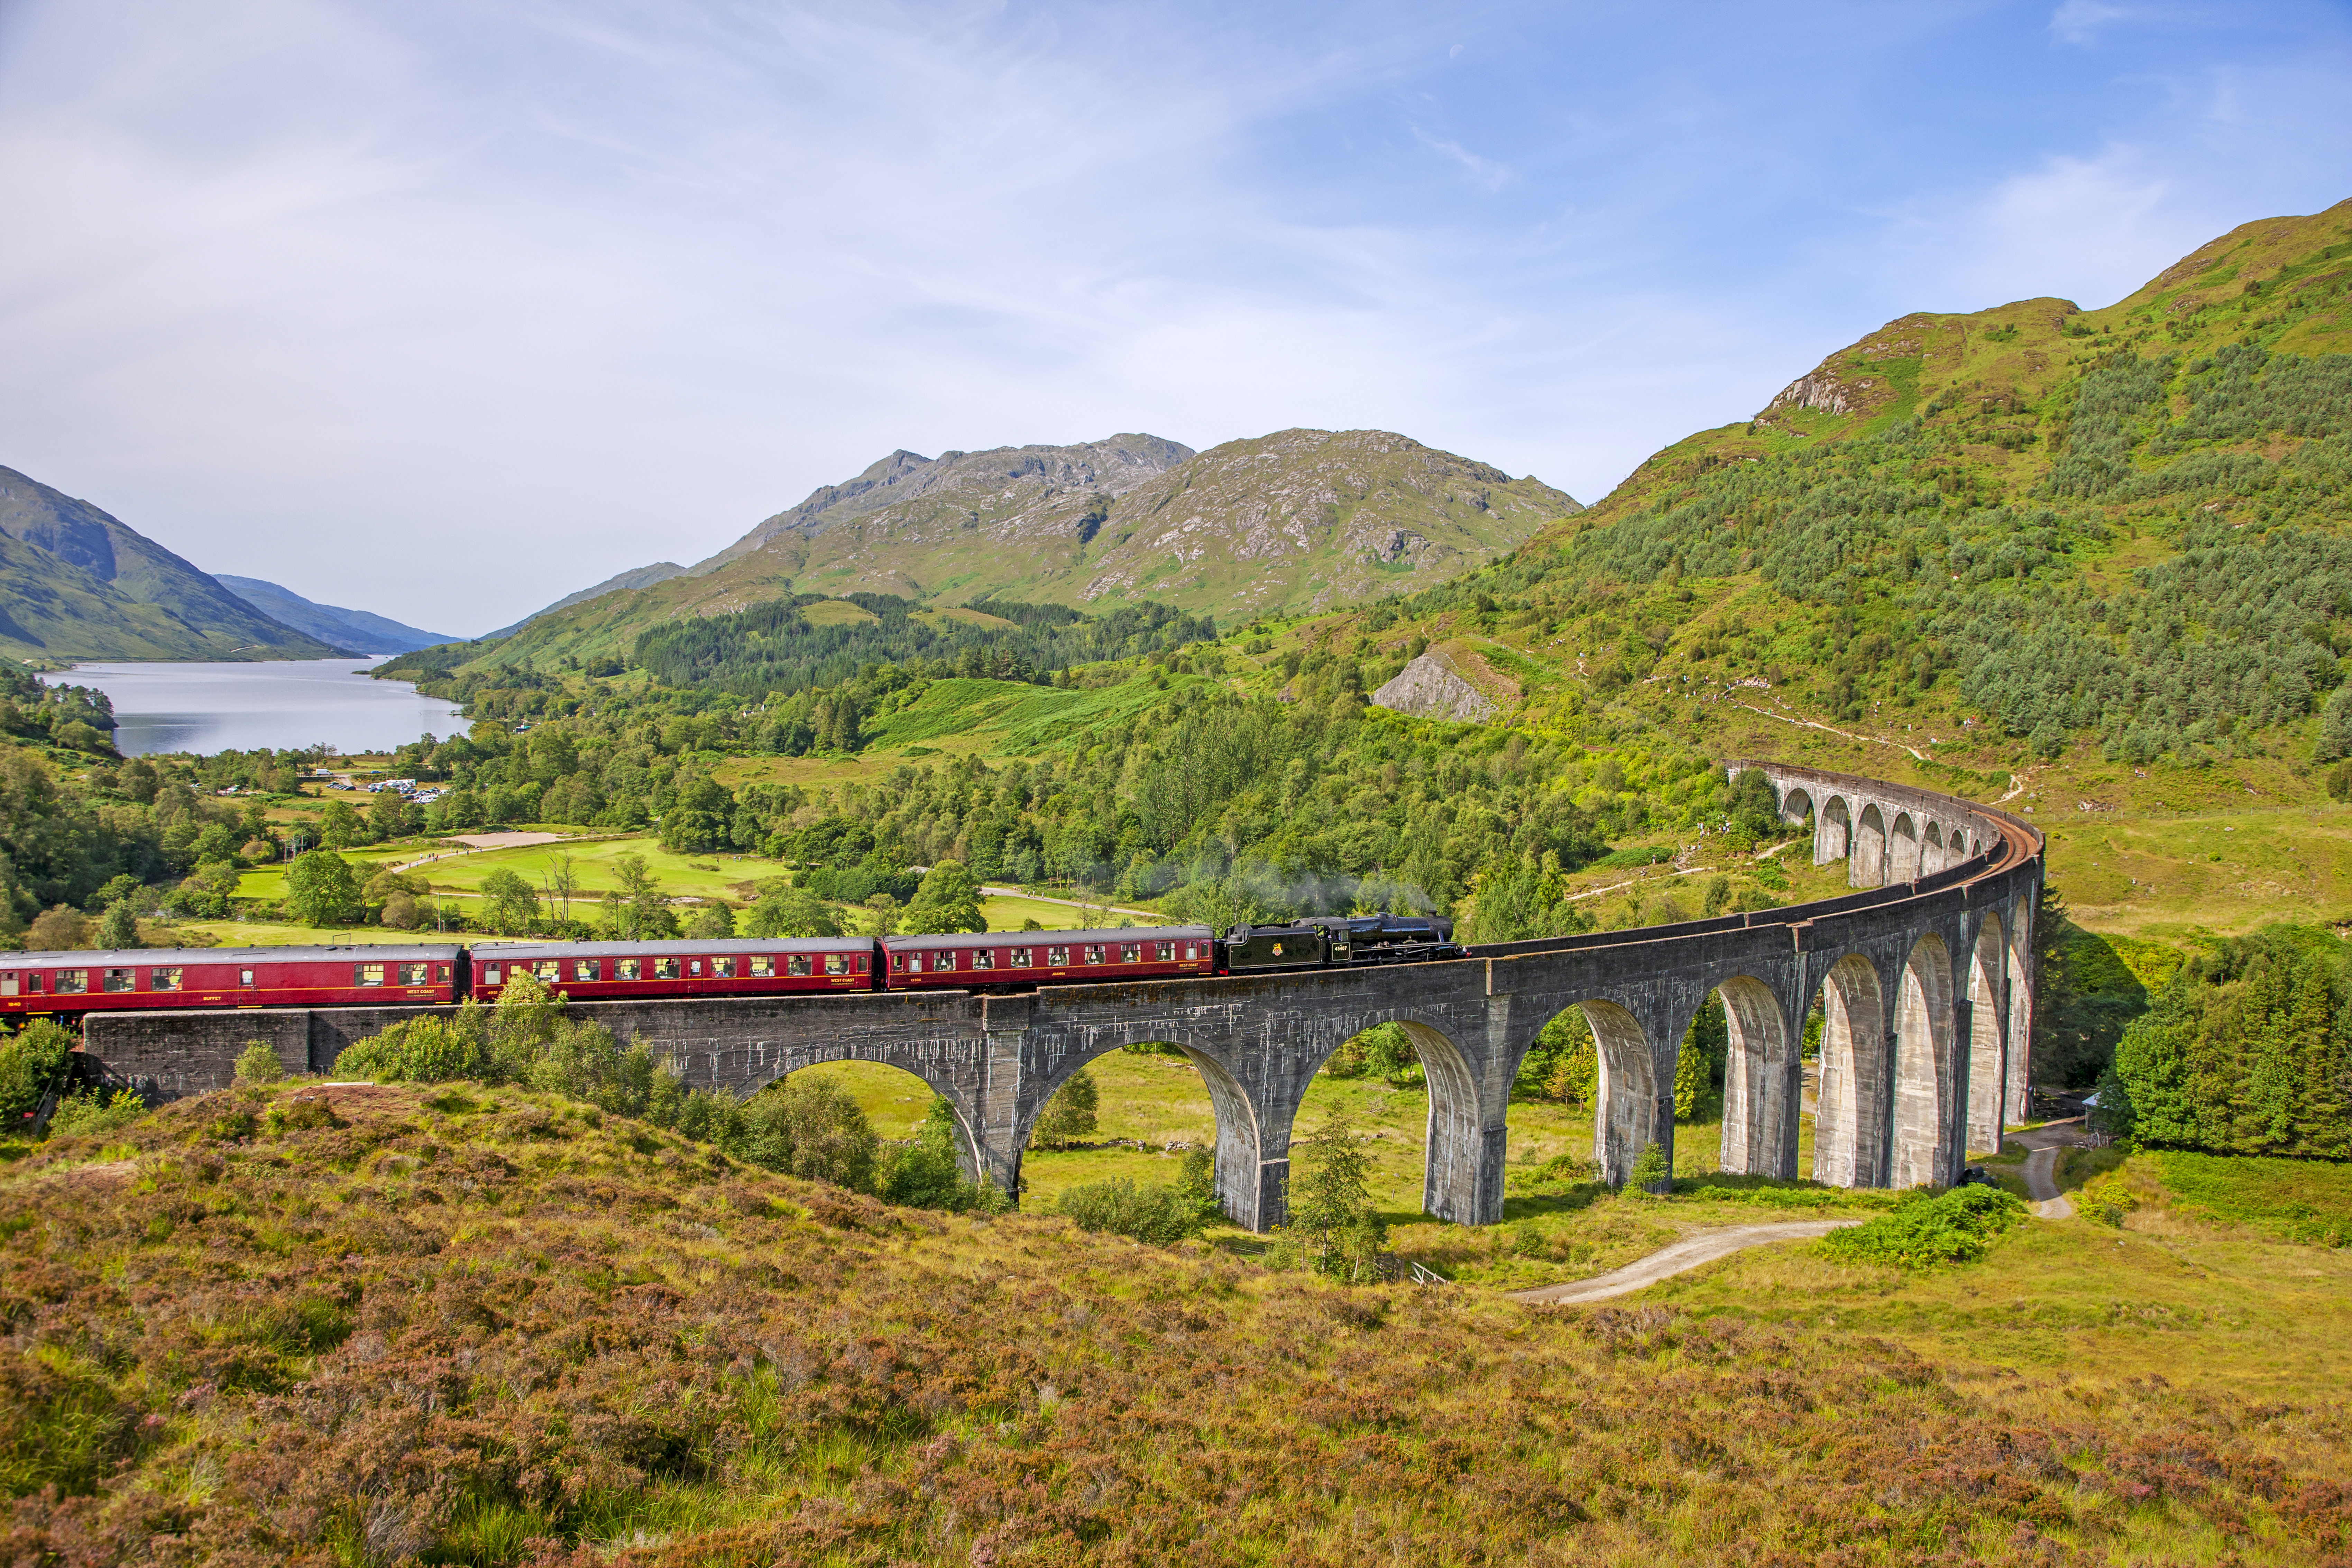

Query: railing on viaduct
left=87, top=762, right=2044, bottom=1232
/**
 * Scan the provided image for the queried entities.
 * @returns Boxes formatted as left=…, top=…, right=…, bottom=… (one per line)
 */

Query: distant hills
left=213, top=576, right=459, bottom=655
left=461, top=429, right=1580, bottom=666
left=0, top=467, right=341, bottom=663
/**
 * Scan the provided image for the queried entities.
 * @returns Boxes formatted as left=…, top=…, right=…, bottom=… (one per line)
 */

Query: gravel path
left=2008, top=1121, right=2088, bottom=1219
left=1507, top=1220, right=1863, bottom=1305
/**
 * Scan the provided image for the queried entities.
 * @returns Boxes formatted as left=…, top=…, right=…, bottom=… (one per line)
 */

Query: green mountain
left=1355, top=199, right=2352, bottom=763
left=441, top=429, right=1577, bottom=671
left=0, top=467, right=342, bottom=663
left=485, top=560, right=687, bottom=639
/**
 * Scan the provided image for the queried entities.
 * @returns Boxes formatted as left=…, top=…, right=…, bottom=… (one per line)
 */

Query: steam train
left=0, top=913, right=1459, bottom=1019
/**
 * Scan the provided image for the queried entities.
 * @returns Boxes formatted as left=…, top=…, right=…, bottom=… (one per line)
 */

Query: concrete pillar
left=2005, top=892, right=2037, bottom=1125
left=967, top=994, right=1033, bottom=1197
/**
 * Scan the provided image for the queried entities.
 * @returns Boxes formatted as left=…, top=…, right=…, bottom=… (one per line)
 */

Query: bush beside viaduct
left=88, top=761, right=2045, bottom=1230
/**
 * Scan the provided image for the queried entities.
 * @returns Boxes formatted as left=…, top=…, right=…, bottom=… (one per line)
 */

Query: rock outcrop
left=1371, top=651, right=1497, bottom=722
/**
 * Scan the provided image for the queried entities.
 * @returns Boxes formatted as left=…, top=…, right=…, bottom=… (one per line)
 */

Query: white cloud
left=2050, top=1, right=2138, bottom=46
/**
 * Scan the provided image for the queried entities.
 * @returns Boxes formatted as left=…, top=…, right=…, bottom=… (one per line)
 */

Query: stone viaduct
left=86, top=762, right=2043, bottom=1231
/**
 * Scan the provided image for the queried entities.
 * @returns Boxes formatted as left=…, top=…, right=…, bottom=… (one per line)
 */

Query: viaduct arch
left=88, top=762, right=2044, bottom=1230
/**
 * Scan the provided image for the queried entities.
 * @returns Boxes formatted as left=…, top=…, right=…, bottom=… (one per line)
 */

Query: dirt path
left=2007, top=1118, right=2096, bottom=1219
left=1507, top=1220, right=1863, bottom=1305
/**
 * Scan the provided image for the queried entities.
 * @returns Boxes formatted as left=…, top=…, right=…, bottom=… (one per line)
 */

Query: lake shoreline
left=45, top=656, right=469, bottom=758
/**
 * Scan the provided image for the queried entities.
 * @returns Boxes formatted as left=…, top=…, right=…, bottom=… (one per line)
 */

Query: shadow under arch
left=1966, top=913, right=2009, bottom=1156
left=1578, top=999, right=1659, bottom=1186
left=1819, top=795, right=1853, bottom=862
left=1812, top=954, right=1889, bottom=1188
left=1017, top=1032, right=1266, bottom=1227
left=1891, top=932, right=1956, bottom=1188
left=1853, top=804, right=1889, bottom=888
left=1890, top=812, right=1922, bottom=881
left=1715, top=975, right=1798, bottom=1177
left=1391, top=1018, right=1483, bottom=1225
left=1779, top=784, right=1815, bottom=827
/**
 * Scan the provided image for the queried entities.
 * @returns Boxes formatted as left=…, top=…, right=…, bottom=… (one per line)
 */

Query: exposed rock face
left=692, top=434, right=1197, bottom=577
left=1371, top=651, right=1497, bottom=723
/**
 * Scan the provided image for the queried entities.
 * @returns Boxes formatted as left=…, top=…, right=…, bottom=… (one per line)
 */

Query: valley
left=6, top=198, right=2352, bottom=1566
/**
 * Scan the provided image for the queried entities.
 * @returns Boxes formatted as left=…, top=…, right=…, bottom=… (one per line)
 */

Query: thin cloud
left=1412, top=127, right=1515, bottom=192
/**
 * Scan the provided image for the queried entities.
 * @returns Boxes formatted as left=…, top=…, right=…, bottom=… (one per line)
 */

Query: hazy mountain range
left=212, top=577, right=459, bottom=655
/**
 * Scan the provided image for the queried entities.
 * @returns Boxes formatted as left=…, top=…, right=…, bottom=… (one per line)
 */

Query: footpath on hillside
left=1505, top=1120, right=2107, bottom=1305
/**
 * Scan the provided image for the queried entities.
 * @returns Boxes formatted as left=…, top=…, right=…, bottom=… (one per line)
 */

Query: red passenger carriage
left=0, top=945, right=462, bottom=1016
left=880, top=926, right=1215, bottom=991
left=469, top=937, right=879, bottom=1001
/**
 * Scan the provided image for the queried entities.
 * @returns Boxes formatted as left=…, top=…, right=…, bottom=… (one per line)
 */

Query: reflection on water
left=47, top=658, right=470, bottom=757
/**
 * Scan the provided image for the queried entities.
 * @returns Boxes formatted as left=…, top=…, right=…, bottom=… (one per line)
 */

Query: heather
left=5, top=1086, right=2352, bottom=1565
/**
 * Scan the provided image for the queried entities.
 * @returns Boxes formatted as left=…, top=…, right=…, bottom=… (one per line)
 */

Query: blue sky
left=1, top=0, right=2348, bottom=633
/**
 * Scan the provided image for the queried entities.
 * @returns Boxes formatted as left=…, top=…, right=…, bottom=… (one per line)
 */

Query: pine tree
left=1284, top=1109, right=1384, bottom=1281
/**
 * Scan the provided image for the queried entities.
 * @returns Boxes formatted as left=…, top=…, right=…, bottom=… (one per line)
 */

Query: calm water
left=48, top=658, right=469, bottom=757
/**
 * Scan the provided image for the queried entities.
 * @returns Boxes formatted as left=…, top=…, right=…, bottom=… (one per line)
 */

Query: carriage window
left=54, top=970, right=88, bottom=994
left=148, top=966, right=182, bottom=992
left=791, top=954, right=813, bottom=976
left=712, top=956, right=734, bottom=978
left=1009, top=948, right=1031, bottom=969
left=355, top=963, right=386, bottom=987
left=688, top=960, right=702, bottom=976
left=531, top=960, right=560, bottom=982
left=1047, top=946, right=1069, bottom=966
left=750, top=955, right=773, bottom=978
left=824, top=953, right=848, bottom=975
left=0, top=973, right=16, bottom=997
left=972, top=948, right=993, bottom=970
left=616, top=959, right=641, bottom=980
left=1155, top=942, right=1175, bottom=961
left=399, top=963, right=432, bottom=985
left=239, top=969, right=254, bottom=988
left=852, top=954, right=866, bottom=973
left=481, top=963, right=503, bottom=985
left=1120, top=944, right=1141, bottom=964
left=1083, top=945, right=1105, bottom=965
left=654, top=958, right=680, bottom=980
left=439, top=965, right=452, bottom=981
left=104, top=968, right=135, bottom=992
left=1183, top=942, right=1203, bottom=961
left=573, top=959, right=600, bottom=982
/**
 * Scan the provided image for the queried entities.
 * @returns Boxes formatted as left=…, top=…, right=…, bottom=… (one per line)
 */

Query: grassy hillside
left=0, top=466, right=342, bottom=663
left=4, top=1080, right=2348, bottom=1565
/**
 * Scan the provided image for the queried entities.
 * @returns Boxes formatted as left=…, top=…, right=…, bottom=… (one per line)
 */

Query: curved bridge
left=89, top=763, right=2043, bottom=1230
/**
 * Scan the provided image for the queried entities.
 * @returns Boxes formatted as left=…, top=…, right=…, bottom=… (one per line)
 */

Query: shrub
left=737, top=1075, right=878, bottom=1192
left=1627, top=1141, right=1671, bottom=1193
left=1819, top=1185, right=2027, bottom=1268
left=232, top=1043, right=283, bottom=1085
left=46, top=1089, right=147, bottom=1139
left=1031, top=1067, right=1099, bottom=1146
left=0, top=1021, right=75, bottom=1119
left=1055, top=1179, right=1204, bottom=1245
left=335, top=1015, right=484, bottom=1083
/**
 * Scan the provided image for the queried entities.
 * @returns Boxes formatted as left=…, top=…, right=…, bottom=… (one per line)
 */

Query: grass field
left=15, top=1082, right=2351, bottom=1562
